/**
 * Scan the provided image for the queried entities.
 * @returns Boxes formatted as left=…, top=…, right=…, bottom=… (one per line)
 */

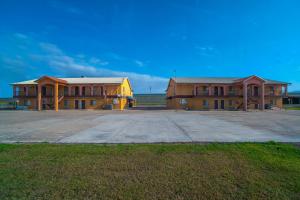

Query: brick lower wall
left=167, top=97, right=283, bottom=110
left=16, top=97, right=129, bottom=110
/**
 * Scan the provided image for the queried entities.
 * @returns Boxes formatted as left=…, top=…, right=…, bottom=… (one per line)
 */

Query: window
left=270, top=86, right=275, bottom=95
left=203, top=99, right=208, bottom=107
left=64, top=87, right=68, bottom=95
left=179, top=98, right=187, bottom=105
left=229, top=86, right=233, bottom=92
left=15, top=87, right=20, bottom=96
left=90, top=100, right=96, bottom=106
left=64, top=100, right=68, bottom=108
left=25, top=100, right=31, bottom=106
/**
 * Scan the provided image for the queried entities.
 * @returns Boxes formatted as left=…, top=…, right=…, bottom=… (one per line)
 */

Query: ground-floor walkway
left=0, top=110, right=300, bottom=143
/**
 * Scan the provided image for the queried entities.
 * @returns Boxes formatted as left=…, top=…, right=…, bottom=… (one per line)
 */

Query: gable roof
left=35, top=76, right=67, bottom=84
left=171, top=77, right=289, bottom=85
left=12, top=77, right=128, bottom=85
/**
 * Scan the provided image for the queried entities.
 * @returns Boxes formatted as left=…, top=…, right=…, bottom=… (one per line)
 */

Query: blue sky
left=1, top=0, right=300, bottom=97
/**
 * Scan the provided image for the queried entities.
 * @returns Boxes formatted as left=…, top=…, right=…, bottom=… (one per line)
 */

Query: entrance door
left=214, top=87, right=219, bottom=96
left=42, top=86, right=47, bottom=96
left=75, top=100, right=79, bottom=109
left=81, top=100, right=86, bottom=109
left=221, top=100, right=225, bottom=109
left=82, top=87, right=86, bottom=96
left=75, top=87, right=79, bottom=96
left=220, top=87, right=224, bottom=96
left=254, top=86, right=259, bottom=96
left=214, top=100, right=219, bottom=109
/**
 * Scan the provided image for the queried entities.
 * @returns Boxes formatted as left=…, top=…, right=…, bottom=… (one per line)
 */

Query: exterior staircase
left=58, top=95, right=64, bottom=103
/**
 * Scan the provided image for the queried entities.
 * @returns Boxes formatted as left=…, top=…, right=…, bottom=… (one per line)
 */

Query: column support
left=261, top=83, right=265, bottom=110
left=25, top=86, right=29, bottom=96
left=224, top=85, right=227, bottom=96
left=208, top=85, right=212, bottom=96
left=68, top=86, right=71, bottom=96
left=37, top=85, right=42, bottom=111
left=79, top=85, right=82, bottom=96
left=284, top=85, right=288, bottom=97
left=54, top=83, right=58, bottom=111
left=91, top=85, right=94, bottom=96
left=243, top=83, right=248, bottom=111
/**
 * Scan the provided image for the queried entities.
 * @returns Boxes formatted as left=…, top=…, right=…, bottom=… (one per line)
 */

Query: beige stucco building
left=12, top=76, right=134, bottom=111
left=166, top=75, right=289, bottom=111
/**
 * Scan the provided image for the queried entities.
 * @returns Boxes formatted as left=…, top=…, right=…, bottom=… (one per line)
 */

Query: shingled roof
left=12, top=77, right=127, bottom=85
left=172, top=77, right=289, bottom=85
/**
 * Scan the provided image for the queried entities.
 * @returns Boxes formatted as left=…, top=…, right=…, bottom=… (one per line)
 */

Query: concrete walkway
left=0, top=110, right=300, bottom=143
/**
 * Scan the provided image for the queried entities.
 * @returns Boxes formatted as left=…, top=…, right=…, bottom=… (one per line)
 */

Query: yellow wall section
left=14, top=77, right=134, bottom=110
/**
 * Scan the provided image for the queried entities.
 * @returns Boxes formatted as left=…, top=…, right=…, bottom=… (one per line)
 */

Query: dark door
left=75, top=100, right=79, bottom=109
left=81, top=100, right=86, bottom=109
left=82, top=87, right=86, bottom=96
left=220, top=87, right=224, bottom=96
left=254, top=86, right=259, bottom=96
left=42, top=86, right=47, bottom=96
left=214, top=100, right=219, bottom=109
left=75, top=87, right=79, bottom=96
left=221, top=100, right=225, bottom=109
left=214, top=87, right=218, bottom=96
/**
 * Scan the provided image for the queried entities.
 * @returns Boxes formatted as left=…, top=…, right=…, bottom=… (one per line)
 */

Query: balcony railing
left=227, top=91, right=238, bottom=96
left=14, top=94, right=109, bottom=98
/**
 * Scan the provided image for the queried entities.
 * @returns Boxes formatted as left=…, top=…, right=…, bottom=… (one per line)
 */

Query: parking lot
left=0, top=110, right=300, bottom=143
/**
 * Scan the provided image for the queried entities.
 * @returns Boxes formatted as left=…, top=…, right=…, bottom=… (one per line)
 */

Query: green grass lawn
left=0, top=143, right=300, bottom=199
left=285, top=107, right=300, bottom=110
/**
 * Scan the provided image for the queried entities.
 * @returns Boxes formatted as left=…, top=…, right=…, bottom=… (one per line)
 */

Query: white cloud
left=89, top=57, right=109, bottom=66
left=195, top=45, right=217, bottom=56
left=134, top=60, right=144, bottom=67
left=14, top=33, right=28, bottom=39
left=39, top=42, right=63, bottom=54
left=49, top=1, right=83, bottom=15
left=2, top=33, right=168, bottom=93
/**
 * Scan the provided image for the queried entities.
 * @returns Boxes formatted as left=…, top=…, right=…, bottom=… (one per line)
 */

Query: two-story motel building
left=166, top=75, right=289, bottom=111
left=12, top=76, right=133, bottom=111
